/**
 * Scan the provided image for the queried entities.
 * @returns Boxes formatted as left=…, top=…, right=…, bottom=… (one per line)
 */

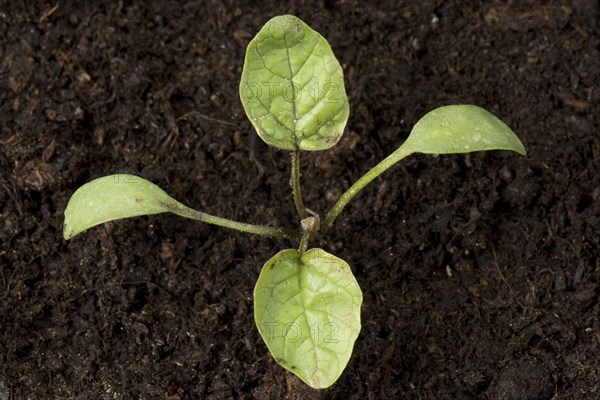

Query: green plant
left=63, top=15, right=526, bottom=389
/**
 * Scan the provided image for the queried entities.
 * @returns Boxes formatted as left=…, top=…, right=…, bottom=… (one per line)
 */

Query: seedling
left=63, top=15, right=526, bottom=389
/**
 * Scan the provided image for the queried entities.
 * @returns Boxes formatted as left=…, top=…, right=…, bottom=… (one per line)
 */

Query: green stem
left=322, top=143, right=415, bottom=233
left=164, top=202, right=301, bottom=242
left=290, top=149, right=308, bottom=219
left=298, top=232, right=310, bottom=254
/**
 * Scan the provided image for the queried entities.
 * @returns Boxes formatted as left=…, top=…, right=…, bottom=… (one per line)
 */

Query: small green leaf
left=63, top=174, right=184, bottom=240
left=254, top=248, right=362, bottom=389
left=240, top=15, right=349, bottom=151
left=403, top=105, right=527, bottom=155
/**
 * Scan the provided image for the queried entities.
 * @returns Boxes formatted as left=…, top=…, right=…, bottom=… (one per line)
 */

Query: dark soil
left=1, top=1, right=599, bottom=399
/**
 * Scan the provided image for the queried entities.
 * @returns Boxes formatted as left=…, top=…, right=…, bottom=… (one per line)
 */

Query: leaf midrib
left=283, top=32, right=298, bottom=136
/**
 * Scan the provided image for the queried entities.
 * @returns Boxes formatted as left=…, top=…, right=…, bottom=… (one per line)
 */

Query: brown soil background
left=1, top=1, right=599, bottom=399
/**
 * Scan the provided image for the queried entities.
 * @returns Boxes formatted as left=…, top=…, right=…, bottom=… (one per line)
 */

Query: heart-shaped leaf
left=254, top=248, right=362, bottom=389
left=63, top=174, right=186, bottom=240
left=240, top=15, right=349, bottom=151
left=402, top=105, right=527, bottom=155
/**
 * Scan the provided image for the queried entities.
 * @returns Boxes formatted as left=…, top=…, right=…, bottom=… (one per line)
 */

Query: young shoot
left=63, top=14, right=526, bottom=389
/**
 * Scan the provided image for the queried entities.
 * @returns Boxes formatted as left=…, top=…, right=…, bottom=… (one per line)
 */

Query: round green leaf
left=403, top=105, right=527, bottom=155
left=240, top=15, right=349, bottom=151
left=63, top=174, right=184, bottom=240
left=254, top=248, right=362, bottom=389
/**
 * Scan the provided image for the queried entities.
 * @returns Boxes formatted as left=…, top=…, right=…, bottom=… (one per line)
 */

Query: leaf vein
left=293, top=38, right=319, bottom=77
